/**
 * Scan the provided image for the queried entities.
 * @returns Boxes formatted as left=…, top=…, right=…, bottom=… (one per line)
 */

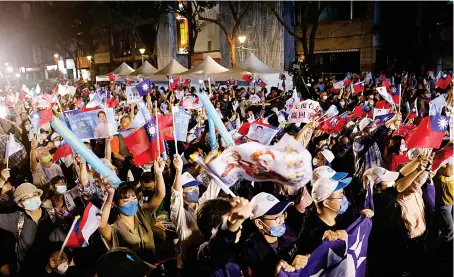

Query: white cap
left=311, top=166, right=352, bottom=187
left=250, top=192, right=293, bottom=219
left=312, top=178, right=349, bottom=203
left=364, top=166, right=399, bottom=186
left=358, top=117, right=373, bottom=132
left=181, top=172, right=203, bottom=188
left=321, top=149, right=335, bottom=163
left=50, top=133, right=61, bottom=141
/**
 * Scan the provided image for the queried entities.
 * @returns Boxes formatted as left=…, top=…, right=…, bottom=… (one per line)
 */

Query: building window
left=112, top=31, right=132, bottom=58
left=176, top=15, right=189, bottom=54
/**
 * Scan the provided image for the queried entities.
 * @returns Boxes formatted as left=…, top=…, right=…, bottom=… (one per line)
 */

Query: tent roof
left=154, top=59, right=188, bottom=75
left=237, top=53, right=281, bottom=74
left=133, top=61, right=158, bottom=75
left=182, top=56, right=229, bottom=77
left=110, top=62, right=135, bottom=76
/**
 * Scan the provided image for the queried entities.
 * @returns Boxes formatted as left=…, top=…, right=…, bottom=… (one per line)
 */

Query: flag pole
left=154, top=101, right=161, bottom=157
left=58, top=215, right=80, bottom=258
left=5, top=136, right=8, bottom=169
left=172, top=105, right=178, bottom=154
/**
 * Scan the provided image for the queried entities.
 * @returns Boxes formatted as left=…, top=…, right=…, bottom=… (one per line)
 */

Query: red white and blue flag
left=135, top=79, right=151, bottom=96
left=66, top=202, right=101, bottom=248
left=256, top=79, right=267, bottom=88
left=242, top=74, right=253, bottom=83
left=436, top=72, right=452, bottom=90
left=406, top=115, right=450, bottom=148
left=352, top=82, right=364, bottom=94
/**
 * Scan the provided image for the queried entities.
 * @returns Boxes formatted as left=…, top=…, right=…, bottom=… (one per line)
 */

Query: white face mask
left=322, top=96, right=328, bottom=100
left=55, top=186, right=67, bottom=194
left=54, top=141, right=61, bottom=147
left=400, top=143, right=407, bottom=152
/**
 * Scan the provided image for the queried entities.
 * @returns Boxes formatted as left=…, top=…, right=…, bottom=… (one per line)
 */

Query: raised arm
left=105, top=137, right=112, bottom=162
left=396, top=152, right=431, bottom=193
left=172, top=154, right=183, bottom=192
left=143, top=158, right=166, bottom=214
left=30, top=140, right=38, bottom=170
left=99, top=187, right=114, bottom=241
left=76, top=156, right=89, bottom=186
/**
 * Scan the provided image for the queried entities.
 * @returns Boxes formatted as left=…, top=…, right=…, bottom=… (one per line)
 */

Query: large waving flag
left=436, top=72, right=452, bottom=90
left=135, top=79, right=151, bottom=96
left=429, top=93, right=448, bottom=115
left=376, top=87, right=394, bottom=106
left=52, top=143, right=73, bottom=163
left=406, top=115, right=450, bottom=148
left=278, top=182, right=374, bottom=277
left=352, top=82, right=364, bottom=94
left=29, top=109, right=53, bottom=126
left=66, top=202, right=101, bottom=248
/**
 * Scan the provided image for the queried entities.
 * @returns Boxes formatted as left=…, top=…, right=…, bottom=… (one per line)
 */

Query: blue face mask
left=23, top=197, right=42, bottom=211
left=118, top=200, right=139, bottom=216
left=262, top=222, right=287, bottom=237
left=185, top=190, right=200, bottom=203
left=338, top=196, right=349, bottom=215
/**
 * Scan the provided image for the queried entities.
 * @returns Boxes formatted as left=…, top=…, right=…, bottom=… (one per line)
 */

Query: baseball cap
left=181, top=172, right=203, bottom=188
left=358, top=117, right=373, bottom=132
left=312, top=178, right=349, bottom=203
left=321, top=149, right=335, bottom=163
left=311, top=166, right=351, bottom=186
left=97, top=247, right=155, bottom=277
left=250, top=192, right=293, bottom=219
left=364, top=166, right=399, bottom=186
left=50, top=133, right=61, bottom=141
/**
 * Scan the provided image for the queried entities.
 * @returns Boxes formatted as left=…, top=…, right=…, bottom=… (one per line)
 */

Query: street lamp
left=238, top=35, right=246, bottom=44
left=139, top=48, right=146, bottom=63
left=53, top=53, right=59, bottom=59
left=15, top=73, right=20, bottom=78
left=237, top=35, right=247, bottom=63
left=4, top=63, right=8, bottom=66
left=6, top=67, right=13, bottom=73
left=86, top=55, right=92, bottom=62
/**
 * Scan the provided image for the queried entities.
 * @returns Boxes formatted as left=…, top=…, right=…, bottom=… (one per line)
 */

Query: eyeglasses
left=262, top=212, right=287, bottom=222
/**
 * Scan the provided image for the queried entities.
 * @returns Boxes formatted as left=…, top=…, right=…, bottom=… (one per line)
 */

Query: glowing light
left=238, top=35, right=246, bottom=44
left=139, top=48, right=146, bottom=55
left=15, top=73, right=20, bottom=78
left=6, top=67, right=13, bottom=73
left=86, top=55, right=92, bottom=61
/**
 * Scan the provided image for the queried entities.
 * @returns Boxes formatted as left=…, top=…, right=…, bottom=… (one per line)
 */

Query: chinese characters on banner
left=289, top=100, right=321, bottom=123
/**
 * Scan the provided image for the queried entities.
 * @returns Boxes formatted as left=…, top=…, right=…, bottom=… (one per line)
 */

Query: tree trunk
left=230, top=38, right=236, bottom=68
left=186, top=10, right=194, bottom=68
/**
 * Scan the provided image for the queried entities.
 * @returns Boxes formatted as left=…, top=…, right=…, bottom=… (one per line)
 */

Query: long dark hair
left=388, top=136, right=404, bottom=155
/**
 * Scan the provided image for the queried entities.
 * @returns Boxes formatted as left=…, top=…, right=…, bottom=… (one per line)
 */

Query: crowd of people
left=0, top=69, right=452, bottom=277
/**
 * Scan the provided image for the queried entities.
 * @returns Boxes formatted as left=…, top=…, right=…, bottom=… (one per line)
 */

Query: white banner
left=207, top=134, right=312, bottom=188
left=289, top=99, right=321, bottom=123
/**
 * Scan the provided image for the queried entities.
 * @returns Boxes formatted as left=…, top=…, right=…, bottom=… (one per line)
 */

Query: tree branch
left=238, top=2, right=251, bottom=22
left=228, top=2, right=238, bottom=22
left=198, top=15, right=231, bottom=41
left=267, top=2, right=303, bottom=40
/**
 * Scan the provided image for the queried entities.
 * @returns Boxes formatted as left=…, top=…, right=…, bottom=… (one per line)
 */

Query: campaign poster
left=67, top=108, right=117, bottom=139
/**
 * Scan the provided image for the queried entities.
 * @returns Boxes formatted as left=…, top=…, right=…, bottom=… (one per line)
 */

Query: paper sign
left=289, top=100, right=321, bottom=123
left=173, top=110, right=191, bottom=142
left=126, top=86, right=141, bottom=104
left=67, top=108, right=117, bottom=139
left=246, top=123, right=279, bottom=145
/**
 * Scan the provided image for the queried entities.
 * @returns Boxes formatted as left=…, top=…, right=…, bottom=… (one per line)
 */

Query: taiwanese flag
left=122, top=119, right=165, bottom=166
left=43, top=93, right=57, bottom=103
left=352, top=105, right=372, bottom=119
left=158, top=114, right=175, bottom=140
left=135, top=79, right=151, bottom=96
left=170, top=76, right=182, bottom=91
left=432, top=143, right=454, bottom=171
left=66, top=202, right=101, bottom=248
left=256, top=79, right=267, bottom=88
left=352, top=82, right=364, bottom=94
left=382, top=80, right=391, bottom=92
left=52, top=143, right=73, bottom=163
left=406, top=115, right=450, bottom=148
left=343, top=77, right=352, bottom=86
left=108, top=73, right=116, bottom=82
left=242, top=74, right=253, bottom=83
left=325, top=116, right=346, bottom=133
left=407, top=110, right=418, bottom=120
left=393, top=124, right=417, bottom=139
left=105, top=92, right=119, bottom=108
left=30, top=109, right=53, bottom=126
left=183, top=78, right=191, bottom=86
left=436, top=72, right=452, bottom=90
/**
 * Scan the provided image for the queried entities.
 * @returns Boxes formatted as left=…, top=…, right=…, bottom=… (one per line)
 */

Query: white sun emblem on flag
left=147, top=125, right=156, bottom=136
left=438, top=117, right=448, bottom=130
left=443, top=74, right=447, bottom=78
left=142, top=83, right=149, bottom=91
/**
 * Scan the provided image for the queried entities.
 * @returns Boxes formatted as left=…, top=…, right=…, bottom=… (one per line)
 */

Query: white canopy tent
left=181, top=56, right=229, bottom=80
left=153, top=59, right=188, bottom=76
left=133, top=61, right=158, bottom=75
left=111, top=62, right=135, bottom=76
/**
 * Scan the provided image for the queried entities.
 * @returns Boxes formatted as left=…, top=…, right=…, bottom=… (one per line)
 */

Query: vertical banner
left=196, top=92, right=234, bottom=146
left=208, top=117, right=217, bottom=150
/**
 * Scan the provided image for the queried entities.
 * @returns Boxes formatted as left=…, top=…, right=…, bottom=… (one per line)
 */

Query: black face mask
left=142, top=188, right=155, bottom=203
